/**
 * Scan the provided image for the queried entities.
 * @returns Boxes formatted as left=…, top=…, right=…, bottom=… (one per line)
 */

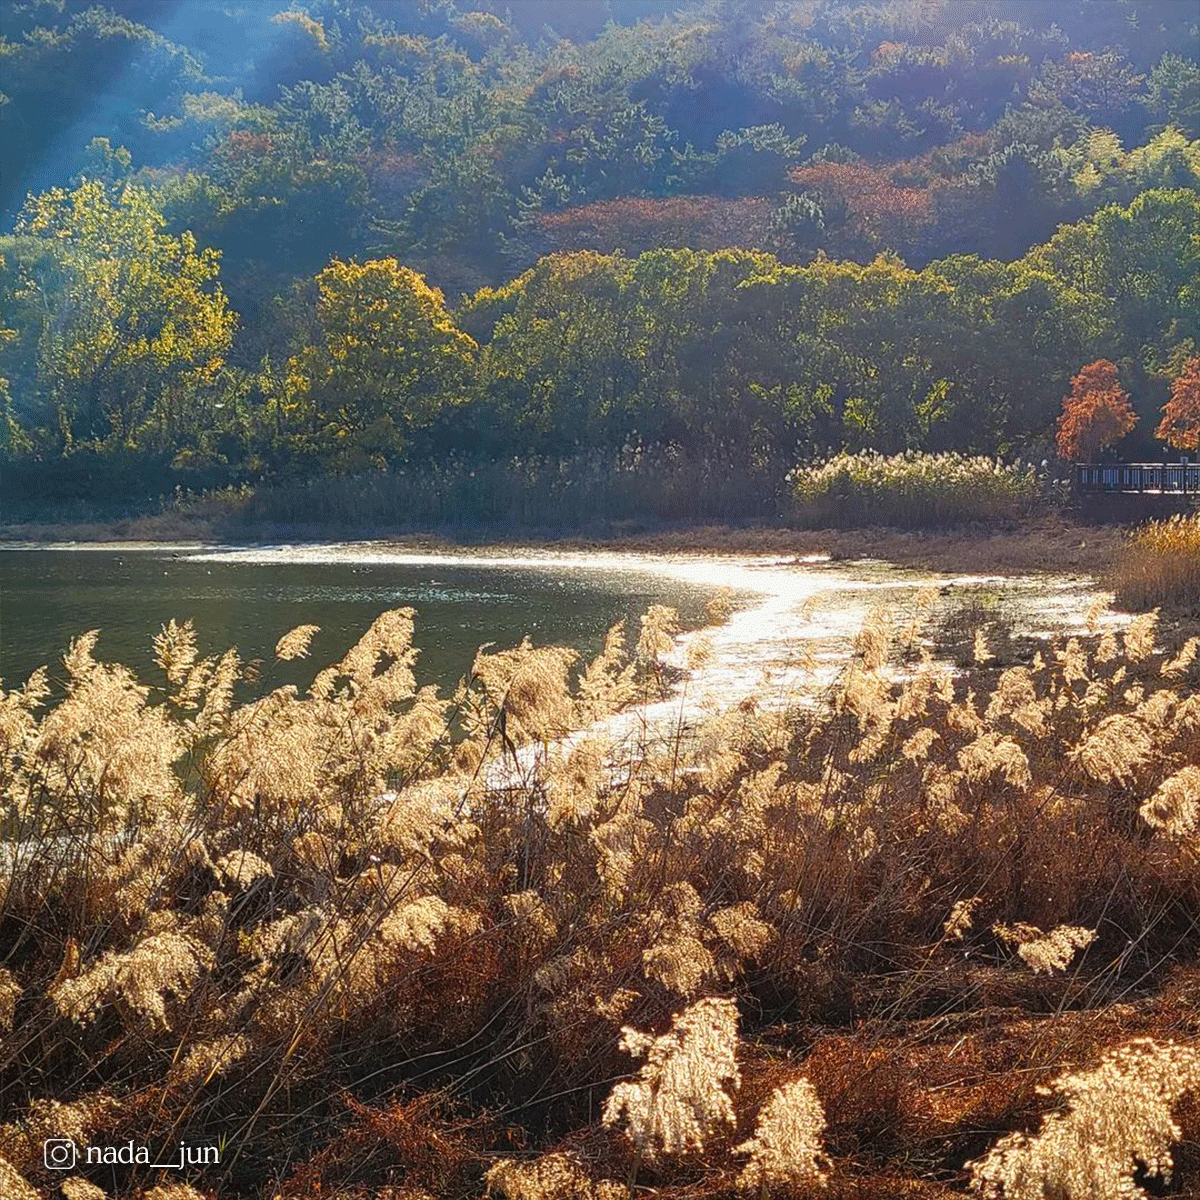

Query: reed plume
left=1, top=601, right=1197, bottom=1198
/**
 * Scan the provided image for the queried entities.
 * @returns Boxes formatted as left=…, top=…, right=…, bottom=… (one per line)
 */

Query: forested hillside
left=1, top=0, right=1198, bottom=519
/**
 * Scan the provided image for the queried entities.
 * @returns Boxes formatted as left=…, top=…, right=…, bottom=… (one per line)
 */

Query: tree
left=1026, top=189, right=1200, bottom=363
left=712, top=125, right=807, bottom=197
left=8, top=180, right=234, bottom=454
left=1144, top=53, right=1200, bottom=137
left=1031, top=50, right=1144, bottom=128
left=0, top=7, right=201, bottom=213
left=968, top=143, right=1068, bottom=260
left=1156, top=356, right=1200, bottom=450
left=924, top=255, right=1102, bottom=451
left=1124, top=127, right=1200, bottom=193
left=278, top=258, right=476, bottom=468
left=768, top=192, right=826, bottom=259
left=465, top=251, right=639, bottom=453
left=1056, top=359, right=1137, bottom=461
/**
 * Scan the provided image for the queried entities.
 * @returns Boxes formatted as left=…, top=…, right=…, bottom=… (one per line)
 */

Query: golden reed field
left=1112, top=515, right=1200, bottom=617
left=1, top=594, right=1198, bottom=1200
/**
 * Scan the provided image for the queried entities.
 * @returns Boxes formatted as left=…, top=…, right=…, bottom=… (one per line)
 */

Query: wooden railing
left=1075, top=461, right=1200, bottom=494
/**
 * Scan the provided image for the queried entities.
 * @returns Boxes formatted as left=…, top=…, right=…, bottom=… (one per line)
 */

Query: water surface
left=0, top=545, right=747, bottom=690
left=1, top=545, right=1120, bottom=714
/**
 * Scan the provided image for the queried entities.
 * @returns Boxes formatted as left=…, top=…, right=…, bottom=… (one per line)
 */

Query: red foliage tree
left=223, top=129, right=274, bottom=159
left=1155, top=356, right=1200, bottom=451
left=1055, top=360, right=1137, bottom=461
left=530, top=195, right=775, bottom=256
left=788, top=161, right=936, bottom=252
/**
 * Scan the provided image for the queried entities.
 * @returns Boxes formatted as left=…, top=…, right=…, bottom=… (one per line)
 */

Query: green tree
left=1024, top=189, right=1200, bottom=361
left=466, top=252, right=639, bottom=452
left=1144, top=53, right=1200, bottom=137
left=1124, top=127, right=1200, bottom=193
left=629, top=248, right=781, bottom=449
left=712, top=125, right=807, bottom=197
left=768, top=192, right=826, bottom=259
left=1030, top=49, right=1144, bottom=127
left=5, top=180, right=234, bottom=455
left=922, top=255, right=1102, bottom=451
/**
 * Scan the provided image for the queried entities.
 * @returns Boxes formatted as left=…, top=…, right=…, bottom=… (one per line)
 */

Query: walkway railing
left=1075, top=461, right=1200, bottom=494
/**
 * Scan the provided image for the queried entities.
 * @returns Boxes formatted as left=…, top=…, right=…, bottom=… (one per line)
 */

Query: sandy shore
left=522, top=516, right=1129, bottom=576
left=1, top=513, right=1127, bottom=578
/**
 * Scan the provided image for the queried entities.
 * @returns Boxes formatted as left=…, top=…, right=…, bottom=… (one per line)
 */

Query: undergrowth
left=1, top=596, right=1198, bottom=1199
left=231, top=447, right=788, bottom=536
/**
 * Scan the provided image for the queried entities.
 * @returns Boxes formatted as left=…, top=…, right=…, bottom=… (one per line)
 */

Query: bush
left=1111, top=513, right=1200, bottom=614
left=788, top=450, right=1042, bottom=528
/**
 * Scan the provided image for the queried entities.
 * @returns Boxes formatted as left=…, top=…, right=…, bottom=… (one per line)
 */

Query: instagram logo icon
left=44, top=1139, right=77, bottom=1169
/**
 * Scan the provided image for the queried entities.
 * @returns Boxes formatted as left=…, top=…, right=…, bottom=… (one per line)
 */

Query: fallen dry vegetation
left=1, top=596, right=1198, bottom=1200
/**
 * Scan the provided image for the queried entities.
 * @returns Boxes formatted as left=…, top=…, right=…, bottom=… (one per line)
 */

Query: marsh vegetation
left=1, top=594, right=1197, bottom=1199
left=1111, top=513, right=1200, bottom=616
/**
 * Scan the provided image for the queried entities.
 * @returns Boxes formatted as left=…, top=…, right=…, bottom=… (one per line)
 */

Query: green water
left=0, top=546, right=747, bottom=691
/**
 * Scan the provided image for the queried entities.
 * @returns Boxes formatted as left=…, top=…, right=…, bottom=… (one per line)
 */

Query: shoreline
left=1, top=512, right=1128, bottom=578
left=2, top=537, right=1145, bottom=741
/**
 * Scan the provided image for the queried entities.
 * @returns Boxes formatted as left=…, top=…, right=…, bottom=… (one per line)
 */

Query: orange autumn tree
left=1055, top=359, right=1137, bottom=461
left=1155, top=355, right=1200, bottom=451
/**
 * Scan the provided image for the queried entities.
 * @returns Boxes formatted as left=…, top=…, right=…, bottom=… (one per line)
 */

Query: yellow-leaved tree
left=6, top=179, right=234, bottom=453
left=277, top=257, right=476, bottom=469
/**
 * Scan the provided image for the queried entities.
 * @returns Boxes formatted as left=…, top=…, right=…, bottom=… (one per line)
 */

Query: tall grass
left=1111, top=513, right=1200, bottom=615
left=5, top=447, right=1066, bottom=539
left=788, top=450, right=1042, bottom=528
left=233, top=447, right=789, bottom=536
left=1, top=600, right=1197, bottom=1198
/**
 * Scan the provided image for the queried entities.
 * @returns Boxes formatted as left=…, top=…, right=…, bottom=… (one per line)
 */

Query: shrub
left=1110, top=513, right=1200, bottom=614
left=788, top=159, right=938, bottom=255
left=788, top=449, right=1041, bottom=527
left=528, top=195, right=777, bottom=256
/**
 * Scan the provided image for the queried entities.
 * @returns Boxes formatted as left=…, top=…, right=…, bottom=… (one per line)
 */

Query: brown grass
left=1, top=512, right=1134, bottom=580
left=1, top=599, right=1198, bottom=1198
left=1110, top=513, right=1200, bottom=615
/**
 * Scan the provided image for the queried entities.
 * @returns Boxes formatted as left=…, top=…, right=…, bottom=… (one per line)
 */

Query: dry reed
left=1110, top=512, right=1200, bottom=615
left=1, top=597, right=1197, bottom=1199
left=788, top=451, right=1041, bottom=528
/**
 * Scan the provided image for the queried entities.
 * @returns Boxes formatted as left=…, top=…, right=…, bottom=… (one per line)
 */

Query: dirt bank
left=2, top=513, right=1129, bottom=578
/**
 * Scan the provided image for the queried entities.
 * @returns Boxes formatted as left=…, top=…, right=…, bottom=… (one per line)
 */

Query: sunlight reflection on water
left=184, top=542, right=1127, bottom=750
left=5, top=540, right=1130, bottom=801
